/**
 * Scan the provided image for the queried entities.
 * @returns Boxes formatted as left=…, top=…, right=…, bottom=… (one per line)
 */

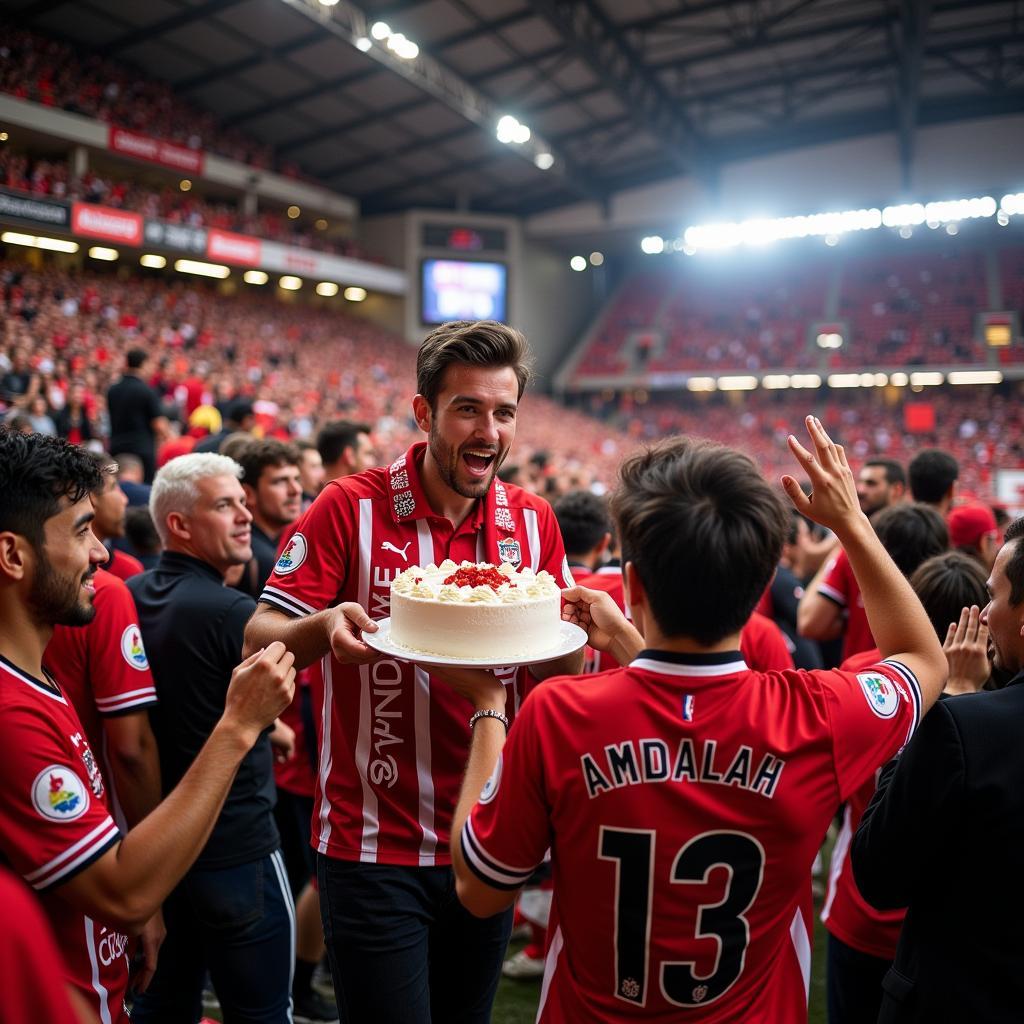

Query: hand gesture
left=942, top=604, right=991, bottom=695
left=562, top=585, right=643, bottom=660
left=782, top=416, right=864, bottom=535
left=224, top=641, right=296, bottom=745
left=133, top=909, right=166, bottom=994
left=270, top=717, right=296, bottom=762
left=328, top=602, right=381, bottom=665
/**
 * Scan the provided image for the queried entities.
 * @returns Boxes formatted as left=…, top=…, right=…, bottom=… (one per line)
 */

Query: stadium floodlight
left=175, top=259, right=229, bottom=279
left=790, top=374, right=822, bottom=389
left=355, top=36, right=372, bottom=51
left=718, top=376, right=758, bottom=391
left=1, top=231, right=79, bottom=253
left=387, top=33, right=419, bottom=60
left=496, top=115, right=530, bottom=145
left=318, top=0, right=339, bottom=5
left=640, top=235, right=664, bottom=255
left=88, top=246, right=118, bottom=261
left=997, top=211, right=1010, bottom=227
left=287, top=205, right=301, bottom=219
left=816, top=332, right=843, bottom=349
left=909, top=372, right=944, bottom=386
left=0, top=132, right=8, bottom=142
left=889, top=372, right=909, bottom=386
left=762, top=375, right=791, bottom=389
left=371, top=21, right=391, bottom=39
left=316, top=282, right=339, bottom=296
left=686, top=377, right=716, bottom=392
left=243, top=270, right=269, bottom=285
left=1000, top=193, right=1024, bottom=216
left=948, top=370, right=1003, bottom=385
left=140, top=254, right=167, bottom=269
left=827, top=374, right=862, bottom=389
left=569, top=256, right=587, bottom=272
left=344, top=287, right=367, bottom=302
left=589, top=252, right=604, bottom=266
left=279, top=275, right=303, bottom=290
left=534, top=152, right=554, bottom=170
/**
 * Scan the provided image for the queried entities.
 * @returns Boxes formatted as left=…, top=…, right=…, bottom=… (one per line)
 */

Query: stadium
left=1, top=1, right=1023, bottom=1022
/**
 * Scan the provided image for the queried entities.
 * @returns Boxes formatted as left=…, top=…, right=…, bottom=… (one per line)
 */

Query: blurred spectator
left=908, top=449, right=959, bottom=514
left=552, top=490, right=612, bottom=575
left=194, top=398, right=254, bottom=455
left=125, top=505, right=162, bottom=570
left=317, top=419, right=376, bottom=480
left=115, top=452, right=151, bottom=506
left=948, top=503, right=1000, bottom=571
left=107, top=348, right=167, bottom=482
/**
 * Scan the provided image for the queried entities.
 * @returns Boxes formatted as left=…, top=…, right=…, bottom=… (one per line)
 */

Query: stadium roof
left=10, top=0, right=1024, bottom=217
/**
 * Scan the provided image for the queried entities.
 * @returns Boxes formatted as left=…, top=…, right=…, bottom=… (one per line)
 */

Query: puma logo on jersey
left=381, top=541, right=412, bottom=561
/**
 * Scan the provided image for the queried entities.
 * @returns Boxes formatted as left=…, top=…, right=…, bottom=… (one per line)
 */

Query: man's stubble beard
left=428, top=421, right=508, bottom=500
left=29, top=556, right=96, bottom=628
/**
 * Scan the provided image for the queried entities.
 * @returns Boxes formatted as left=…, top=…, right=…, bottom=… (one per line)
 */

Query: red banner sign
left=207, top=229, right=262, bottom=267
left=71, top=203, right=143, bottom=245
left=108, top=127, right=205, bottom=175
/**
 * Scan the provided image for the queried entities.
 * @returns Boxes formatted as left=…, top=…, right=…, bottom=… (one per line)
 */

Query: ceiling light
left=279, top=275, right=303, bottom=290
left=88, top=246, right=118, bottom=261
left=316, top=281, right=339, bottom=296
left=889, top=372, right=909, bottom=386
left=762, top=375, right=791, bottom=389
left=243, top=270, right=268, bottom=285
left=315, top=218, right=328, bottom=230
left=948, top=370, right=1002, bottom=385
left=0, top=132, right=8, bottom=142
left=179, top=178, right=192, bottom=192
left=827, top=374, right=862, bottom=388
left=589, top=251, right=604, bottom=266
left=717, top=375, right=758, bottom=391
left=371, top=21, right=391, bottom=39
left=687, top=377, right=717, bottom=392
left=640, top=235, right=664, bottom=255
left=790, top=374, right=822, bottom=389
left=569, top=256, right=587, bottom=272
left=816, top=332, right=844, bottom=349
left=909, top=371, right=944, bottom=386
left=287, top=205, right=301, bottom=219
left=386, top=33, right=418, bottom=59
left=318, top=0, right=339, bottom=5
left=355, top=36, right=372, bottom=51
left=534, top=152, right=554, bottom=170
left=1, top=231, right=79, bottom=253
left=140, top=254, right=166, bottom=269
left=344, top=286, right=367, bottom=302
left=175, top=259, right=229, bottom=279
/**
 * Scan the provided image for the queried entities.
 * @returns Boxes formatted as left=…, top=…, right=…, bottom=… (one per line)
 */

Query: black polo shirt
left=107, top=374, right=160, bottom=458
left=128, top=551, right=279, bottom=869
left=234, top=523, right=280, bottom=600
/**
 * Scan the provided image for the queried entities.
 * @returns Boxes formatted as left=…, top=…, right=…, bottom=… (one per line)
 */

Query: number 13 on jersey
left=598, top=827, right=766, bottom=1008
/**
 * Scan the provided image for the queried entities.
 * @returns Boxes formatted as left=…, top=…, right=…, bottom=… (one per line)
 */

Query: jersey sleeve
left=0, top=706, right=120, bottom=892
left=741, top=613, right=795, bottom=671
left=89, top=577, right=158, bottom=716
left=536, top=501, right=574, bottom=589
left=462, top=693, right=552, bottom=891
left=819, top=659, right=923, bottom=802
left=259, top=482, right=352, bottom=618
left=818, top=550, right=850, bottom=608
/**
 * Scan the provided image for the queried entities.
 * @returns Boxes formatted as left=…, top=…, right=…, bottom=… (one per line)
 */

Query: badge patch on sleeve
left=857, top=672, right=901, bottom=719
left=275, top=532, right=307, bottom=575
left=120, top=624, right=149, bottom=671
left=32, top=765, right=90, bottom=821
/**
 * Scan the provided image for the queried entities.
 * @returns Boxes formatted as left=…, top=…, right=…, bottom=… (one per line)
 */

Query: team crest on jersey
left=479, top=753, right=502, bottom=804
left=857, top=672, right=900, bottom=719
left=275, top=532, right=307, bottom=575
left=497, top=538, right=521, bottom=567
left=120, top=623, right=149, bottom=671
left=32, top=764, right=89, bottom=821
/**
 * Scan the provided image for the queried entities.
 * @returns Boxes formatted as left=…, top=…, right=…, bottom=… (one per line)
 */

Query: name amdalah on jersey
left=580, top=737, right=786, bottom=800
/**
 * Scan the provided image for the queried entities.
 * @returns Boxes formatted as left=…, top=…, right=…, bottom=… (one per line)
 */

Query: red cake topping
left=443, top=565, right=514, bottom=590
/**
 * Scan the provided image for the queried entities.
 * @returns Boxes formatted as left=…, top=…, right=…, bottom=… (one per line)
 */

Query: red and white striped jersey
left=464, top=650, right=921, bottom=1023
left=46, top=569, right=158, bottom=817
left=0, top=655, right=127, bottom=1024
left=259, top=442, right=571, bottom=866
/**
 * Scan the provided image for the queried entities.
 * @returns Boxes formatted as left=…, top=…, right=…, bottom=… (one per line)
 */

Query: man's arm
left=529, top=647, right=584, bottom=682
left=797, top=556, right=844, bottom=641
left=243, top=601, right=379, bottom=670
left=101, top=712, right=161, bottom=827
left=851, top=700, right=963, bottom=909
left=58, top=643, right=295, bottom=932
left=783, top=417, right=946, bottom=706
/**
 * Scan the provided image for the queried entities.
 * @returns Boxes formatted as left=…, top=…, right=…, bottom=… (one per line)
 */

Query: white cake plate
left=361, top=618, right=588, bottom=670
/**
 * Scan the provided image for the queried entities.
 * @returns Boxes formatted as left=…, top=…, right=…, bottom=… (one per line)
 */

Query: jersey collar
left=630, top=648, right=748, bottom=677
left=0, top=652, right=67, bottom=702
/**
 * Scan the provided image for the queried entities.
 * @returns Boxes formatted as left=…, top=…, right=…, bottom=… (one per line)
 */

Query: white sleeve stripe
left=35, top=824, right=121, bottom=891
left=27, top=820, right=120, bottom=889
left=95, top=687, right=157, bottom=705
left=259, top=589, right=312, bottom=618
left=98, top=695, right=159, bottom=713
left=462, top=817, right=537, bottom=888
left=817, top=583, right=846, bottom=606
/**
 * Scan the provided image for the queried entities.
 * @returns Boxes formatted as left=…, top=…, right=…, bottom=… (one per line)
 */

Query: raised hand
left=942, top=604, right=991, bottom=695
left=562, top=585, right=644, bottom=663
left=223, top=641, right=296, bottom=745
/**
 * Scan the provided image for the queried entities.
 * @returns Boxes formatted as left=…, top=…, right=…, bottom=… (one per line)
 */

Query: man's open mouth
left=462, top=449, right=497, bottom=477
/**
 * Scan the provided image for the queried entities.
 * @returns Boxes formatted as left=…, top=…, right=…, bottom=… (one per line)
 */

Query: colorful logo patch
left=32, top=765, right=89, bottom=822
left=479, top=753, right=503, bottom=804
left=120, top=623, right=149, bottom=671
left=275, top=532, right=307, bottom=575
left=497, top=538, right=522, bottom=567
left=682, top=694, right=696, bottom=722
left=857, top=672, right=901, bottom=719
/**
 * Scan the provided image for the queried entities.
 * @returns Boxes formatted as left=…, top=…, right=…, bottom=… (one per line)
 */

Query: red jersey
left=577, top=569, right=793, bottom=674
left=274, top=671, right=317, bottom=798
left=259, top=442, right=572, bottom=866
left=0, top=869, right=80, bottom=1024
left=104, top=547, right=144, bottom=582
left=821, top=646, right=906, bottom=959
left=46, top=569, right=158, bottom=801
left=464, top=650, right=921, bottom=1023
left=818, top=550, right=875, bottom=662
left=0, top=655, right=128, bottom=1023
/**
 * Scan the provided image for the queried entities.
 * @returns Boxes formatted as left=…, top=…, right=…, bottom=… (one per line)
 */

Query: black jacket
left=851, top=675, right=1024, bottom=1023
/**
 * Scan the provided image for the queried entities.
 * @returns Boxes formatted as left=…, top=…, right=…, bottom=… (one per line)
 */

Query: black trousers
left=827, top=931, right=891, bottom=1024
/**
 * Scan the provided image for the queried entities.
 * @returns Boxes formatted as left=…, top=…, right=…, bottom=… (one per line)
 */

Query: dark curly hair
left=0, top=429, right=103, bottom=550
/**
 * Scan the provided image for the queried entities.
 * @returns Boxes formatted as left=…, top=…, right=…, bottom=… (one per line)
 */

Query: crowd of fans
left=0, top=150, right=364, bottom=258
left=575, top=244, right=1023, bottom=380
left=1, top=25, right=278, bottom=170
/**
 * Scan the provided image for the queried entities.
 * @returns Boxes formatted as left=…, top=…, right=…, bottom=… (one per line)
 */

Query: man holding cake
left=446, top=418, right=949, bottom=1023
left=244, top=320, right=579, bottom=1023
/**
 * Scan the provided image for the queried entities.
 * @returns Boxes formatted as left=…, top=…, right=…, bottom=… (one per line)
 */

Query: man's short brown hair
left=416, top=320, right=532, bottom=410
left=610, top=437, right=789, bottom=646
left=234, top=439, right=299, bottom=487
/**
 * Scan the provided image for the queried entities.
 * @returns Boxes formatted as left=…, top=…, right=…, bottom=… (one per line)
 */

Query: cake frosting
left=390, top=559, right=561, bottom=660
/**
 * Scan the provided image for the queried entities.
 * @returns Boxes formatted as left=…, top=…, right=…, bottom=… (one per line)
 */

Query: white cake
left=390, top=560, right=561, bottom=660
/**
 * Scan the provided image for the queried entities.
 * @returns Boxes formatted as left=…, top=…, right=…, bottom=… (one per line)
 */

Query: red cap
left=948, top=504, right=999, bottom=549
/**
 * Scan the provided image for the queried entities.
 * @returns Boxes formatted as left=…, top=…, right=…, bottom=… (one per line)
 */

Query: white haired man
left=129, top=454, right=298, bottom=1024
